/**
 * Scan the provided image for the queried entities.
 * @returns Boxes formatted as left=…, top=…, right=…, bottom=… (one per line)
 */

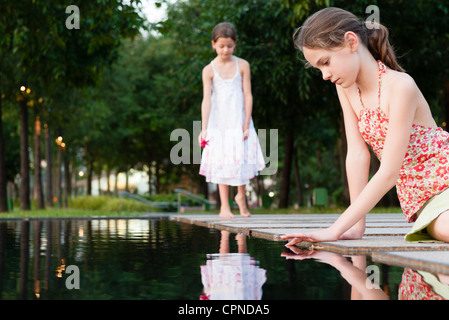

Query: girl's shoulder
left=386, top=69, right=416, bottom=90
left=388, top=69, right=414, bottom=83
left=384, top=70, right=419, bottom=101
left=236, top=56, right=250, bottom=68
left=235, top=57, right=250, bottom=75
left=202, top=63, right=215, bottom=79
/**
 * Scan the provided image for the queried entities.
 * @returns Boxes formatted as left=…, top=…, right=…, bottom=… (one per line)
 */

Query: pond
left=0, top=217, right=447, bottom=300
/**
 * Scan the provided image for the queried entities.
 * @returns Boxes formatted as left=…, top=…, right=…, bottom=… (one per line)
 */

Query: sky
left=140, top=0, right=169, bottom=23
left=137, top=0, right=171, bottom=37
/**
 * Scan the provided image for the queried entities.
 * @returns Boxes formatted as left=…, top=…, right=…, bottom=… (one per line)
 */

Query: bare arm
left=199, top=65, right=213, bottom=143
left=329, top=75, right=417, bottom=238
left=337, top=85, right=371, bottom=238
left=240, top=59, right=253, bottom=139
left=282, top=75, right=418, bottom=244
left=337, top=86, right=371, bottom=203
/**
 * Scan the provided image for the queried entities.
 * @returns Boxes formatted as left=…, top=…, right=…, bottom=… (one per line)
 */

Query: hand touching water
left=280, top=228, right=339, bottom=246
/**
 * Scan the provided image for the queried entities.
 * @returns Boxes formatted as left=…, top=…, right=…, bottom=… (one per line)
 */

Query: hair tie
left=361, top=20, right=367, bottom=33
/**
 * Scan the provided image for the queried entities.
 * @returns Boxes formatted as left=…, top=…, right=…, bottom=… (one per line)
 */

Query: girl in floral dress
left=282, top=7, right=449, bottom=244
left=199, top=23, right=266, bottom=218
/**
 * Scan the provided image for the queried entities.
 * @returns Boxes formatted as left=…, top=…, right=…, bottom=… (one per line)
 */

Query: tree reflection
left=19, top=220, right=29, bottom=299
left=1, top=218, right=447, bottom=300
left=0, top=218, right=223, bottom=299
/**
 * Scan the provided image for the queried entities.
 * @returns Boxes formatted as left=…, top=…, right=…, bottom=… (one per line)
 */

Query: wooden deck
left=171, top=213, right=449, bottom=275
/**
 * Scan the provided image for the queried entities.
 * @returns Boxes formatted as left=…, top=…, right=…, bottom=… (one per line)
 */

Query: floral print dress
left=357, top=61, right=449, bottom=223
left=399, top=269, right=449, bottom=300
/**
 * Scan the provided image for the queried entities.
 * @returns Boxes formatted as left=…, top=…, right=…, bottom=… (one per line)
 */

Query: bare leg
left=427, top=210, right=449, bottom=242
left=235, top=185, right=251, bottom=217
left=219, top=230, right=230, bottom=253
left=218, top=184, right=234, bottom=218
left=339, top=217, right=365, bottom=240
left=236, top=233, right=247, bottom=253
left=350, top=255, right=366, bottom=300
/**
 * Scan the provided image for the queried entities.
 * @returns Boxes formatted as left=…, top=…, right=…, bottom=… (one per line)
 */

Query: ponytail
left=364, top=23, right=404, bottom=72
left=294, top=7, right=404, bottom=72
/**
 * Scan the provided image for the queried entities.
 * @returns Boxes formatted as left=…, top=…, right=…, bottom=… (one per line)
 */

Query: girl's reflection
left=282, top=245, right=449, bottom=300
left=399, top=269, right=449, bottom=300
left=200, top=230, right=266, bottom=300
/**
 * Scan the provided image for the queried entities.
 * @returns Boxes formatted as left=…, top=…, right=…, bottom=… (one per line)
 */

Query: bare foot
left=234, top=194, right=251, bottom=217
left=219, top=211, right=234, bottom=218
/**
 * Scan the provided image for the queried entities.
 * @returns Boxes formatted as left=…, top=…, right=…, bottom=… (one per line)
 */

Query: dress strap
left=358, top=60, right=387, bottom=109
left=376, top=60, right=386, bottom=108
left=211, top=60, right=217, bottom=73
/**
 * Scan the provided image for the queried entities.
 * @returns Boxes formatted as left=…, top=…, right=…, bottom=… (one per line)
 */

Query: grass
left=1, top=196, right=163, bottom=219
left=0, top=208, right=147, bottom=219
left=1, top=195, right=403, bottom=219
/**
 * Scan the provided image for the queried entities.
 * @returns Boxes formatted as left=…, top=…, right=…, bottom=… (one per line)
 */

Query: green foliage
left=69, top=196, right=150, bottom=212
left=144, top=193, right=205, bottom=205
left=2, top=0, right=449, bottom=209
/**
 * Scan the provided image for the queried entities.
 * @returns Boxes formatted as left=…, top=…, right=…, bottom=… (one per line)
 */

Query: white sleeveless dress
left=199, top=56, right=266, bottom=186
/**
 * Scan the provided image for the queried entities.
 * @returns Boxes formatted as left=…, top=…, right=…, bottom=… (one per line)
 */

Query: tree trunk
left=338, top=115, right=350, bottom=206
left=254, top=176, right=265, bottom=200
left=0, top=96, right=8, bottom=212
left=84, top=141, right=93, bottom=196
left=278, top=133, right=294, bottom=208
left=96, top=164, right=102, bottom=196
left=155, top=163, right=160, bottom=194
left=148, top=167, right=152, bottom=195
left=147, top=154, right=153, bottom=195
left=125, top=167, right=129, bottom=192
left=57, top=144, right=62, bottom=207
left=87, top=159, right=93, bottom=196
left=106, top=166, right=111, bottom=195
left=45, top=124, right=53, bottom=207
left=63, top=153, right=70, bottom=207
left=114, top=171, right=119, bottom=196
left=19, top=98, right=30, bottom=210
left=293, top=146, right=304, bottom=206
left=34, top=112, right=44, bottom=209
left=199, top=177, right=208, bottom=200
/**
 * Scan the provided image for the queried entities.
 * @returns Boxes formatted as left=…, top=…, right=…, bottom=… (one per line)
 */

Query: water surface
left=0, top=218, right=445, bottom=300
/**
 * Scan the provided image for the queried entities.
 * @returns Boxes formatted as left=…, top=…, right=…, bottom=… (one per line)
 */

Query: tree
left=284, top=0, right=449, bottom=207
left=0, top=0, right=145, bottom=210
left=160, top=0, right=449, bottom=209
left=0, top=96, right=7, bottom=211
left=161, top=0, right=335, bottom=206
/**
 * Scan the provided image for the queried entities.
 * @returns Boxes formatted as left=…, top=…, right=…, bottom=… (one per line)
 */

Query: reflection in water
left=0, top=218, right=210, bottom=300
left=200, top=231, right=266, bottom=300
left=399, top=269, right=449, bottom=300
left=2, top=218, right=447, bottom=300
left=282, top=246, right=449, bottom=300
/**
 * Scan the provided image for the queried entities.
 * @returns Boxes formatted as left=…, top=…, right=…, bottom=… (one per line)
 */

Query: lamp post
left=55, top=136, right=65, bottom=208
left=34, top=97, right=45, bottom=209
left=44, top=123, right=53, bottom=207
left=19, top=85, right=30, bottom=210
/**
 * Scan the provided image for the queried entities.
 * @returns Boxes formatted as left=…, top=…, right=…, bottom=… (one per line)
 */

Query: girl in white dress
left=199, top=22, right=265, bottom=218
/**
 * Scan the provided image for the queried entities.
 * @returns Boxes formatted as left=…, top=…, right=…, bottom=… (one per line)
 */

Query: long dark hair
left=294, top=7, right=404, bottom=72
left=212, top=22, right=237, bottom=42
